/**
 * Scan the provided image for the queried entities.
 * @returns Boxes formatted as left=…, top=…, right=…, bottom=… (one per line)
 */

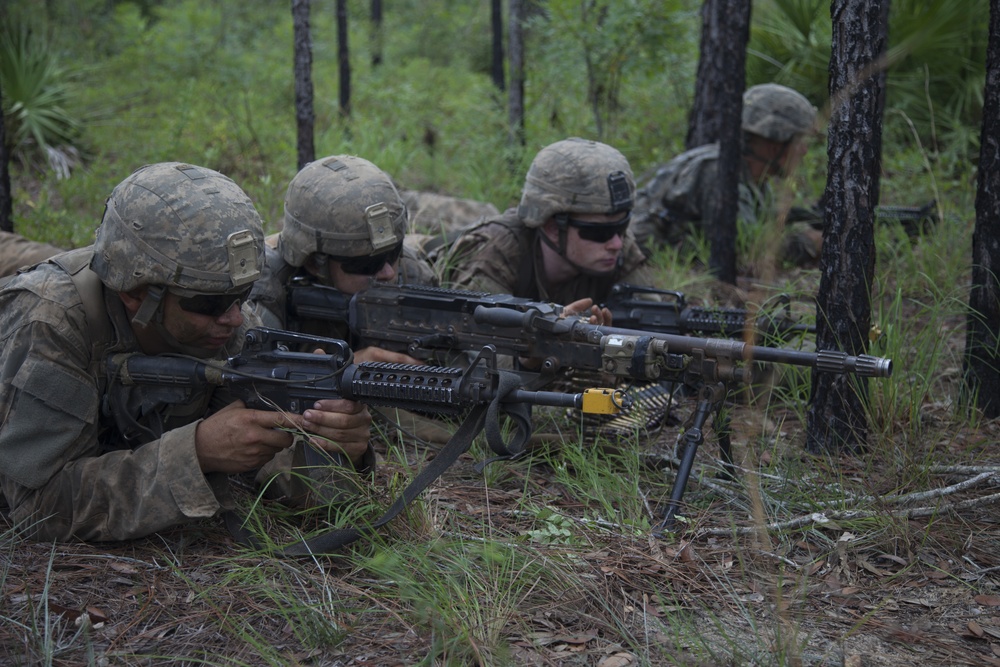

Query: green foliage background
left=0, top=0, right=984, bottom=250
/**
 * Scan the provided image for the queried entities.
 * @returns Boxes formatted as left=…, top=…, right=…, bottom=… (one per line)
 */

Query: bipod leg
left=655, top=382, right=725, bottom=533
left=715, top=405, right=736, bottom=481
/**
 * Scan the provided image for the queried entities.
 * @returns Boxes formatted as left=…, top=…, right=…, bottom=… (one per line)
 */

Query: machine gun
left=287, top=283, right=893, bottom=530
left=787, top=199, right=940, bottom=238
left=106, top=327, right=628, bottom=554
left=287, top=283, right=887, bottom=385
left=602, top=283, right=815, bottom=340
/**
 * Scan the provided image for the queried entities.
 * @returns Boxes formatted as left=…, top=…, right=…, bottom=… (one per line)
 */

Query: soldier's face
left=561, top=213, right=625, bottom=274
left=161, top=292, right=245, bottom=352
left=777, top=135, right=809, bottom=177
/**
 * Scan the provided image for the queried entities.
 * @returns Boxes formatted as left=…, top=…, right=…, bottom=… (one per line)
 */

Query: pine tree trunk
left=337, top=0, right=351, bottom=117
left=686, top=0, right=723, bottom=149
left=806, top=0, right=888, bottom=453
left=963, top=0, right=1000, bottom=419
left=292, top=0, right=315, bottom=170
left=508, top=0, right=525, bottom=147
left=370, top=0, right=383, bottom=67
left=704, top=0, right=751, bottom=285
left=491, top=0, right=505, bottom=92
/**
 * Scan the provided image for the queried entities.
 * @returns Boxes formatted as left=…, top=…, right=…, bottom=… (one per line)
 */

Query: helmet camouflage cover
left=91, top=162, right=264, bottom=294
left=280, top=154, right=407, bottom=267
left=517, top=137, right=635, bottom=228
left=741, top=83, right=818, bottom=143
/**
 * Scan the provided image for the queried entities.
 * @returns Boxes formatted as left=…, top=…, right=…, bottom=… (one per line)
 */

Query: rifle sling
left=225, top=369, right=528, bottom=556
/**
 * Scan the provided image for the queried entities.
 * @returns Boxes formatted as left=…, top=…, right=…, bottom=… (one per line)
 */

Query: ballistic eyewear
left=330, top=242, right=404, bottom=276
left=567, top=213, right=631, bottom=244
left=171, top=286, right=252, bottom=318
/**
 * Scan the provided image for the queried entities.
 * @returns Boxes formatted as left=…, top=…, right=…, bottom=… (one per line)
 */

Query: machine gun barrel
left=472, top=307, right=892, bottom=381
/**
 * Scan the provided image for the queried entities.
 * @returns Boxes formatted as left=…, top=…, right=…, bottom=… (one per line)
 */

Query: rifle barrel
left=594, top=325, right=892, bottom=378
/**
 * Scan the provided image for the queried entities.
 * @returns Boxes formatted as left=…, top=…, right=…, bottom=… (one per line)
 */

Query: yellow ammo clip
left=580, top=388, right=627, bottom=415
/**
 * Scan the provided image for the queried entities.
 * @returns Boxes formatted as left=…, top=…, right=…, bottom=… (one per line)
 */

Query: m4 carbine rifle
left=602, top=283, right=815, bottom=340
left=107, top=327, right=626, bottom=447
left=106, top=327, right=628, bottom=554
left=288, top=283, right=893, bottom=529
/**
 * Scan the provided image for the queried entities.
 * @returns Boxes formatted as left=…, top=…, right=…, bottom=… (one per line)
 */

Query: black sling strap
left=225, top=368, right=530, bottom=556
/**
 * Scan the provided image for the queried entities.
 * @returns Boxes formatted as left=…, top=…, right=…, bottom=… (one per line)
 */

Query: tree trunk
left=704, top=0, right=751, bottom=285
left=508, top=0, right=525, bottom=147
left=370, top=0, right=383, bottom=67
left=292, top=0, right=315, bottom=170
left=963, top=0, right=1000, bottom=419
left=686, top=0, right=723, bottom=149
left=0, top=82, right=13, bottom=234
left=491, top=0, right=505, bottom=92
left=337, top=0, right=351, bottom=117
left=806, top=0, right=888, bottom=453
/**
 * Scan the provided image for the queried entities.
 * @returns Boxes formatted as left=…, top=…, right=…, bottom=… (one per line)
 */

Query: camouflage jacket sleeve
left=439, top=215, right=521, bottom=295
left=0, top=231, right=63, bottom=279
left=0, top=272, right=231, bottom=542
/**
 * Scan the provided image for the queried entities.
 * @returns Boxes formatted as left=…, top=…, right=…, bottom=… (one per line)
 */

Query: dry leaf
left=47, top=602, right=81, bottom=622
left=859, top=558, right=890, bottom=577
left=969, top=620, right=985, bottom=638
left=977, top=595, right=1000, bottom=606
left=85, top=606, right=109, bottom=624
left=555, top=634, right=597, bottom=646
left=598, top=653, right=637, bottom=667
left=109, top=562, right=139, bottom=574
left=876, top=553, right=909, bottom=567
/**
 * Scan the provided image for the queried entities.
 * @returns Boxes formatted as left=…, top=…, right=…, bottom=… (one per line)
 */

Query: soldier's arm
left=0, top=295, right=230, bottom=543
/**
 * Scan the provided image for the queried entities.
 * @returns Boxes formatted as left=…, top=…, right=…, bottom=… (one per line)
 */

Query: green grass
left=0, top=0, right=994, bottom=665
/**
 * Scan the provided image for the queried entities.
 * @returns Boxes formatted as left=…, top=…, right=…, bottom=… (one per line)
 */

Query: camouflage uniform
left=399, top=189, right=499, bottom=236
left=0, top=161, right=274, bottom=542
left=0, top=231, right=63, bottom=278
left=444, top=208, right=657, bottom=305
left=443, top=138, right=658, bottom=304
left=632, top=83, right=821, bottom=264
left=249, top=155, right=451, bottom=447
left=631, top=144, right=764, bottom=251
left=250, top=154, right=438, bottom=336
left=439, top=139, right=670, bottom=447
left=0, top=248, right=259, bottom=542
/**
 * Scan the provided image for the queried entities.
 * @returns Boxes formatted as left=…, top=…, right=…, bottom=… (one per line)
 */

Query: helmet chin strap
left=132, top=285, right=224, bottom=359
left=538, top=215, right=622, bottom=279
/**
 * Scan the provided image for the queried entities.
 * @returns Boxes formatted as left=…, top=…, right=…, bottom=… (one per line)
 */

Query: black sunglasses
left=173, top=286, right=252, bottom=317
left=330, top=242, right=404, bottom=276
left=567, top=213, right=631, bottom=244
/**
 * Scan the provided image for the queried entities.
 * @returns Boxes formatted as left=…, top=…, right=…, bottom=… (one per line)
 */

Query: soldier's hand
left=563, top=298, right=613, bottom=327
left=195, top=400, right=295, bottom=474
left=299, top=399, right=372, bottom=465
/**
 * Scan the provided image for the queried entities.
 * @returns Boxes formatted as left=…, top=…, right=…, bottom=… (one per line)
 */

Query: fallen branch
left=695, top=490, right=1000, bottom=537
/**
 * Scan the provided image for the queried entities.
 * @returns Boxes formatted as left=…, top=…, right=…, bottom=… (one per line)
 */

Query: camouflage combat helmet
left=280, top=155, right=407, bottom=267
left=517, top=137, right=635, bottom=228
left=92, top=162, right=264, bottom=296
left=741, top=84, right=817, bottom=143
